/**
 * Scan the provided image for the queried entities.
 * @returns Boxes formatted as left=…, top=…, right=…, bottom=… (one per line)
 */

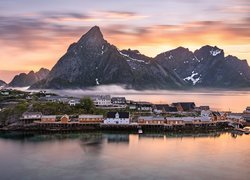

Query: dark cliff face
left=155, top=45, right=250, bottom=88
left=0, top=80, right=6, bottom=86
left=32, top=26, right=183, bottom=89
left=8, top=68, right=49, bottom=87
left=29, top=26, right=249, bottom=90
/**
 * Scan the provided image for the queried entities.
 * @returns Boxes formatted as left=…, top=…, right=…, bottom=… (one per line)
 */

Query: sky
left=0, top=0, right=249, bottom=82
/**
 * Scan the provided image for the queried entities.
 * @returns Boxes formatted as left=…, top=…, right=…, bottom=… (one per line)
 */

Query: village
left=0, top=89, right=250, bottom=133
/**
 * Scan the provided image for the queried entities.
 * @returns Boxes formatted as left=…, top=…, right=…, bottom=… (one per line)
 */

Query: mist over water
left=36, top=85, right=250, bottom=112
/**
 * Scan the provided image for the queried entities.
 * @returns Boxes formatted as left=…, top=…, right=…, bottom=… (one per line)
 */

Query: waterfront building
left=20, top=112, right=42, bottom=124
left=104, top=112, right=130, bottom=124
left=153, top=104, right=178, bottom=114
left=242, top=114, right=250, bottom=122
left=78, top=115, right=104, bottom=123
left=60, top=115, right=70, bottom=123
left=243, top=107, right=250, bottom=113
left=138, top=116, right=165, bottom=124
left=41, top=115, right=57, bottom=123
left=227, top=113, right=243, bottom=122
left=165, top=116, right=211, bottom=125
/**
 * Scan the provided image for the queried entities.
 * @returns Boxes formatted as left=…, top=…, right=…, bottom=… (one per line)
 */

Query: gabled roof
left=107, top=112, right=129, bottom=118
left=79, top=114, right=103, bottom=118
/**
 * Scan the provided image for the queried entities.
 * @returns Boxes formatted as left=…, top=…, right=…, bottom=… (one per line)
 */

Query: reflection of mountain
left=79, top=133, right=104, bottom=154
left=104, top=134, right=129, bottom=144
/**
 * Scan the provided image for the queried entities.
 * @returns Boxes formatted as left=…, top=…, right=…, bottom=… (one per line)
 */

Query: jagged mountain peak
left=195, top=45, right=224, bottom=58
left=0, top=80, right=6, bottom=87
left=8, top=68, right=50, bottom=87
left=29, top=26, right=249, bottom=90
left=78, top=26, right=105, bottom=46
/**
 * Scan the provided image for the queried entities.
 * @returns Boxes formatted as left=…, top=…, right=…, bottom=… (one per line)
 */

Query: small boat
left=138, top=129, right=143, bottom=134
left=235, top=128, right=250, bottom=135
left=243, top=128, right=249, bottom=135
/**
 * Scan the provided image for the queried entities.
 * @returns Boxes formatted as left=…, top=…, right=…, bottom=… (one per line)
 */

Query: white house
left=104, top=112, right=130, bottom=124
left=92, top=95, right=112, bottom=106
left=68, top=99, right=80, bottom=106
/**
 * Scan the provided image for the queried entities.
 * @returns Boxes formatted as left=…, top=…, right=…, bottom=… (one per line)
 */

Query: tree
left=80, top=97, right=95, bottom=114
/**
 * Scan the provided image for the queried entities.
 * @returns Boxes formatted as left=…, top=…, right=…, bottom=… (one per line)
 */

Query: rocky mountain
left=30, top=26, right=250, bottom=90
left=31, top=26, right=184, bottom=89
left=155, top=46, right=250, bottom=88
left=9, top=68, right=50, bottom=87
left=0, top=80, right=6, bottom=87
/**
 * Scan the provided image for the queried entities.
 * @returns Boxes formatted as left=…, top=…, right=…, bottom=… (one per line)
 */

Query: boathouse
left=104, top=112, right=130, bottom=124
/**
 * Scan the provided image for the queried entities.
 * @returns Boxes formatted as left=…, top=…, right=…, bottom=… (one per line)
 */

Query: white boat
left=235, top=128, right=250, bottom=135
left=138, top=129, right=143, bottom=134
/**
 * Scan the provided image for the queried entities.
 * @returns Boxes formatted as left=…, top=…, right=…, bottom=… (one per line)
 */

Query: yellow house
left=138, top=116, right=165, bottom=125
left=41, top=115, right=56, bottom=123
left=61, top=115, right=70, bottom=123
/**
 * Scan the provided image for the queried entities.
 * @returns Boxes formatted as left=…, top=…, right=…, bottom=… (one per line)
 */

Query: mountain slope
left=8, top=68, right=50, bottom=87
left=0, top=80, right=6, bottom=87
left=155, top=45, right=250, bottom=88
left=31, top=26, right=184, bottom=89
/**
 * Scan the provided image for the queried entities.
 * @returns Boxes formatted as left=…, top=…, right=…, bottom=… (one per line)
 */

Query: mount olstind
left=9, top=26, right=250, bottom=89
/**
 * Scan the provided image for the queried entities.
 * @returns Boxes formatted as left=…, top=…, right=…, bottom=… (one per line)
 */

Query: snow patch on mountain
left=183, top=71, right=201, bottom=85
left=96, top=78, right=100, bottom=85
left=101, top=45, right=104, bottom=55
left=210, top=49, right=221, bottom=56
left=119, top=51, right=146, bottom=63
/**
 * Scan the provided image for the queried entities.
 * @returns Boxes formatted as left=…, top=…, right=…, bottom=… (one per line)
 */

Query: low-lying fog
left=13, top=85, right=250, bottom=113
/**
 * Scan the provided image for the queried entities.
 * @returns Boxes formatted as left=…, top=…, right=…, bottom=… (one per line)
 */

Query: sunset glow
left=0, top=0, right=249, bottom=82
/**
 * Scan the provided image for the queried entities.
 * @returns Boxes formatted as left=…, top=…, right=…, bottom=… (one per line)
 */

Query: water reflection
left=0, top=131, right=242, bottom=142
left=104, top=134, right=130, bottom=144
left=0, top=131, right=249, bottom=180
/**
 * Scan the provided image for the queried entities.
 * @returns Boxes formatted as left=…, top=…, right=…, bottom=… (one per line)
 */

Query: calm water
left=0, top=132, right=249, bottom=180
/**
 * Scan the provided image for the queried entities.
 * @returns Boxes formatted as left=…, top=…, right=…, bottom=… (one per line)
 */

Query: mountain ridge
left=8, top=68, right=50, bottom=87
left=14, top=25, right=249, bottom=90
left=31, top=26, right=184, bottom=89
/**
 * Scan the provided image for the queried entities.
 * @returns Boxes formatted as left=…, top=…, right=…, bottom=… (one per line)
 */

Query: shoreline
left=0, top=121, right=233, bottom=133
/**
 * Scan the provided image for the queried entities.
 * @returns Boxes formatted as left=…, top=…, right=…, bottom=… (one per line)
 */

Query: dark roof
left=154, top=104, right=169, bottom=109
left=111, top=97, right=126, bottom=103
left=212, top=112, right=221, bottom=116
left=165, top=106, right=178, bottom=112
left=111, top=97, right=126, bottom=101
left=172, top=102, right=196, bottom=111
left=154, top=104, right=177, bottom=112
left=107, top=112, right=129, bottom=118
left=243, top=114, right=250, bottom=121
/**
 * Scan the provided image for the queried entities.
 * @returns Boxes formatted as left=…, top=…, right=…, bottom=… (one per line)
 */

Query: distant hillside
left=8, top=68, right=50, bottom=87
left=0, top=80, right=6, bottom=87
